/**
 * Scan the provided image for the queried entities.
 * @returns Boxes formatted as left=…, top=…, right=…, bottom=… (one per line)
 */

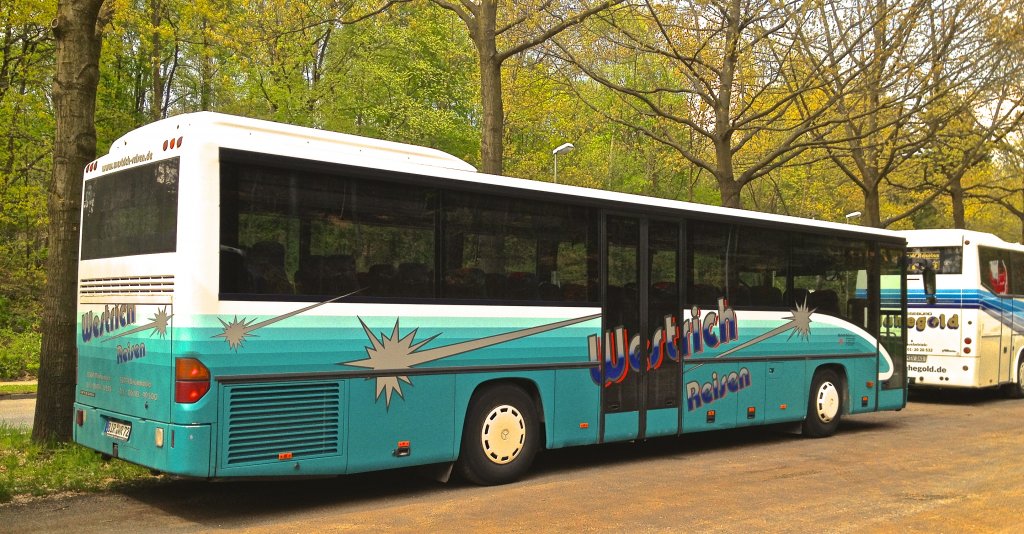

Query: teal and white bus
left=74, top=112, right=907, bottom=485
left=903, top=229, right=1024, bottom=396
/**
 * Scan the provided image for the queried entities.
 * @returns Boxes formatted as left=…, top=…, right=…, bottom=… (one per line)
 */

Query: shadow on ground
left=108, top=418, right=891, bottom=528
left=907, top=386, right=1010, bottom=406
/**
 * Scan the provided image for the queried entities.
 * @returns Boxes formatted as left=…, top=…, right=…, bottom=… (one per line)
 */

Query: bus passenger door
left=997, top=296, right=1012, bottom=384
left=979, top=254, right=1009, bottom=385
left=599, top=216, right=682, bottom=442
left=1013, top=298, right=1024, bottom=383
left=645, top=220, right=682, bottom=438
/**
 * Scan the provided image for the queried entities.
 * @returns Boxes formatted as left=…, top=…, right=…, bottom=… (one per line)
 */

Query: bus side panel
left=843, top=357, right=881, bottom=415
left=732, top=362, right=766, bottom=427
left=346, top=374, right=455, bottom=475
left=680, top=363, right=740, bottom=434
left=877, top=386, right=906, bottom=411
left=551, top=368, right=600, bottom=448
left=764, top=360, right=806, bottom=423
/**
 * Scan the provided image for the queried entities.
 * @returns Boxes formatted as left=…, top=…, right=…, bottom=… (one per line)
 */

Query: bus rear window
left=81, top=158, right=179, bottom=260
left=907, top=247, right=961, bottom=275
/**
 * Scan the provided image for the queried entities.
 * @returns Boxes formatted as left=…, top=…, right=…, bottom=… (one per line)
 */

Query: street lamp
left=845, top=211, right=862, bottom=224
left=552, top=142, right=574, bottom=183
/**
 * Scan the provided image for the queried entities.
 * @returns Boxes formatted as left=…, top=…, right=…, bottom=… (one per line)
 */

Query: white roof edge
left=900, top=228, right=1024, bottom=249
left=461, top=168, right=904, bottom=240
left=108, top=111, right=477, bottom=173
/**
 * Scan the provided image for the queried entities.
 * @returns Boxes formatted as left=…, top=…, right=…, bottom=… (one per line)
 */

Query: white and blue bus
left=74, top=112, right=907, bottom=485
left=903, top=229, right=1024, bottom=396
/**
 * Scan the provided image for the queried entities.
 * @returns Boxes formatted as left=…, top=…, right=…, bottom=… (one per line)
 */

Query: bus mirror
left=923, top=267, right=937, bottom=304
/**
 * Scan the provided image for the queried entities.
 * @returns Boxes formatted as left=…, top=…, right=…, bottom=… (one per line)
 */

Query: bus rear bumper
left=907, top=355, right=978, bottom=388
left=73, top=402, right=212, bottom=478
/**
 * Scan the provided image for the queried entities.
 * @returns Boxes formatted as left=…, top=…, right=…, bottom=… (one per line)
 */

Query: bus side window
left=989, top=260, right=1007, bottom=295
left=1012, top=251, right=1024, bottom=295
left=247, top=241, right=293, bottom=294
left=980, top=246, right=1011, bottom=296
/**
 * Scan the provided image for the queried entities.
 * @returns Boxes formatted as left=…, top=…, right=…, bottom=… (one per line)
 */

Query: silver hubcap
left=480, top=404, right=526, bottom=465
left=815, top=381, right=840, bottom=423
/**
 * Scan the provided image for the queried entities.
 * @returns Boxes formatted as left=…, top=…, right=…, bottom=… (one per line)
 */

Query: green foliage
left=0, top=383, right=36, bottom=395
left=0, top=0, right=52, bottom=343
left=0, top=424, right=159, bottom=503
left=316, top=3, right=480, bottom=162
left=0, top=330, right=40, bottom=380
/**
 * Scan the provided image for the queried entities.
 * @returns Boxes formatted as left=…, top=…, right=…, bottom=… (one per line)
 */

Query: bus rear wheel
left=802, top=369, right=843, bottom=438
left=456, top=384, right=540, bottom=485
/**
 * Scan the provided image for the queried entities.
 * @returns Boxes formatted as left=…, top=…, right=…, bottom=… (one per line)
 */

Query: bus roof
left=98, top=111, right=904, bottom=243
left=901, top=229, right=1024, bottom=251
left=106, top=111, right=476, bottom=173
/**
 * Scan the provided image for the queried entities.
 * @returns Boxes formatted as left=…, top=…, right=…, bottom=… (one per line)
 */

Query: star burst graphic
left=214, top=315, right=259, bottom=351
left=686, top=298, right=815, bottom=371
left=104, top=305, right=173, bottom=342
left=212, top=290, right=363, bottom=351
left=347, top=319, right=438, bottom=406
left=783, top=298, right=815, bottom=341
left=345, top=314, right=602, bottom=408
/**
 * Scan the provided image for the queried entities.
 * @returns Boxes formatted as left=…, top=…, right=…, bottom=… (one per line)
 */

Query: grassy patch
left=0, top=383, right=36, bottom=396
left=0, top=424, right=162, bottom=503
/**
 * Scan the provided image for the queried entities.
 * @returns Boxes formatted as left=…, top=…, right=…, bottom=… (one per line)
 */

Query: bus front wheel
left=802, top=369, right=843, bottom=438
left=456, top=384, right=540, bottom=485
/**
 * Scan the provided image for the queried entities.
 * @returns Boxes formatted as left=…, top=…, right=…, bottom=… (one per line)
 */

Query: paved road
left=3, top=389, right=1023, bottom=532
left=0, top=396, right=34, bottom=429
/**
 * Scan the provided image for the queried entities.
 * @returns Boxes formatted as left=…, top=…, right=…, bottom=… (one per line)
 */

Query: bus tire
left=802, top=369, right=843, bottom=438
left=1005, top=358, right=1024, bottom=399
left=456, top=384, right=540, bottom=485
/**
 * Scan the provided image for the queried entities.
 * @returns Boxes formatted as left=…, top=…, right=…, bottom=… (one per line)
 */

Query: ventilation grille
left=80, top=275, right=174, bottom=296
left=225, top=382, right=342, bottom=465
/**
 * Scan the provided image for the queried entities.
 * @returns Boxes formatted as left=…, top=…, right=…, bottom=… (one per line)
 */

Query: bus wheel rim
left=480, top=404, right=526, bottom=465
left=816, top=381, right=840, bottom=423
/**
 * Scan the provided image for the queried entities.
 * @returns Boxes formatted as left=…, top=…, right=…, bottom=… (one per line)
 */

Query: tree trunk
left=948, top=179, right=966, bottom=229
left=718, top=174, right=742, bottom=209
left=474, top=3, right=503, bottom=176
left=34, top=0, right=107, bottom=443
left=715, top=0, right=741, bottom=210
left=200, top=19, right=211, bottom=110
left=862, top=184, right=882, bottom=228
left=149, top=0, right=162, bottom=120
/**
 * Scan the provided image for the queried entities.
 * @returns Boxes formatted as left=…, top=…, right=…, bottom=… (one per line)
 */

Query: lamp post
left=552, top=142, right=574, bottom=183
left=845, top=211, right=862, bottom=224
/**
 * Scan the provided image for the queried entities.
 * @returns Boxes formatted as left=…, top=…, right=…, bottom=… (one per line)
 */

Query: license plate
left=907, top=354, right=928, bottom=363
left=105, top=420, right=131, bottom=441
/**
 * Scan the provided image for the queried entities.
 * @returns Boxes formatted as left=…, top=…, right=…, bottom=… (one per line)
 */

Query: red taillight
left=964, top=347, right=971, bottom=354
left=175, top=381, right=210, bottom=403
left=175, top=357, right=210, bottom=403
left=964, top=337, right=972, bottom=345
